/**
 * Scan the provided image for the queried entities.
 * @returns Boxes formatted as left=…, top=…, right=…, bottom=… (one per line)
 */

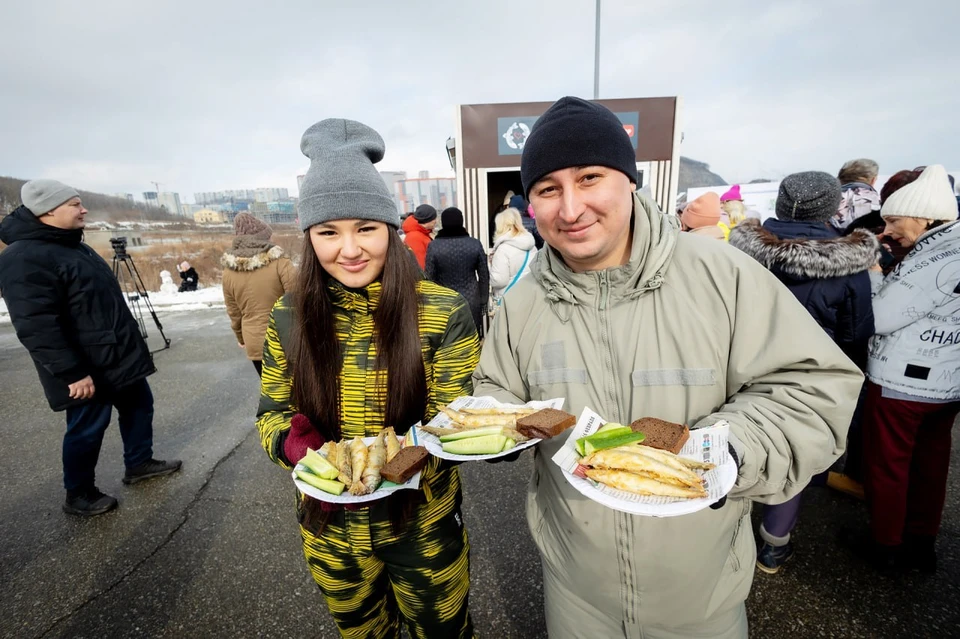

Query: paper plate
left=552, top=408, right=737, bottom=517
left=418, top=396, right=565, bottom=461
left=292, top=435, right=422, bottom=504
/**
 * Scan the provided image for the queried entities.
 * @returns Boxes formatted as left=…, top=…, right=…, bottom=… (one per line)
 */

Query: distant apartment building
left=249, top=200, right=296, bottom=225
left=395, top=177, right=457, bottom=213
left=181, top=203, right=205, bottom=217
left=255, top=187, right=289, bottom=203
left=194, top=209, right=228, bottom=224
left=194, top=190, right=258, bottom=205
left=157, top=192, right=183, bottom=217
left=267, top=201, right=295, bottom=213
left=143, top=191, right=159, bottom=207
left=113, top=193, right=134, bottom=202
left=379, top=171, right=407, bottom=213
left=418, top=170, right=430, bottom=180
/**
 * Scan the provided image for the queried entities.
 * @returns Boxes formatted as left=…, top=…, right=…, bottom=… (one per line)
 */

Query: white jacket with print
left=489, top=231, right=536, bottom=298
left=868, top=220, right=960, bottom=400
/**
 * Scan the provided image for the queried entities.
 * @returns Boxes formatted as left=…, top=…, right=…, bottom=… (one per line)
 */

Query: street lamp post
left=593, top=0, right=601, bottom=99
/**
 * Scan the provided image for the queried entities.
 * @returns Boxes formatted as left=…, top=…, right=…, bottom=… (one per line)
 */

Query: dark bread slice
left=516, top=408, right=576, bottom=440
left=380, top=446, right=429, bottom=484
left=630, top=417, right=690, bottom=454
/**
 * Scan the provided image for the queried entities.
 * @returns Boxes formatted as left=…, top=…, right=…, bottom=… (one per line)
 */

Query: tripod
left=110, top=238, right=171, bottom=352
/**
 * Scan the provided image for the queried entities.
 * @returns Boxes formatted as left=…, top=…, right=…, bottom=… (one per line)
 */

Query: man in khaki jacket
left=472, top=97, right=864, bottom=638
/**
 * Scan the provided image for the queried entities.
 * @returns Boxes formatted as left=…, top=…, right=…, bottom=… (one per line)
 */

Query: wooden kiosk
left=450, top=97, right=683, bottom=246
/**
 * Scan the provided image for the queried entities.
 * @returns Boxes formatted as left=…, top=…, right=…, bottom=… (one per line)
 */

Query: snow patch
left=0, top=286, right=225, bottom=325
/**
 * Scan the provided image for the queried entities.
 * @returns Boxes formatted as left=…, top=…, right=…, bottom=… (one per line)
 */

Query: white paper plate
left=553, top=408, right=737, bottom=517
left=291, top=435, right=422, bottom=504
left=418, top=396, right=566, bottom=461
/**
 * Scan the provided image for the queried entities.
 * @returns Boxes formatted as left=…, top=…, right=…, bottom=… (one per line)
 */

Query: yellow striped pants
left=300, top=498, right=475, bottom=639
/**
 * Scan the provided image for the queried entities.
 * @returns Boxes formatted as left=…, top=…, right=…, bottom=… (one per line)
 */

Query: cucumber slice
left=576, top=427, right=633, bottom=455
left=439, top=426, right=505, bottom=442
left=299, top=449, right=340, bottom=480
left=442, top=434, right=508, bottom=455
left=295, top=470, right=346, bottom=495
left=502, top=438, right=517, bottom=452
left=583, top=432, right=645, bottom=455
left=597, top=422, right=625, bottom=433
left=576, top=439, right=587, bottom=456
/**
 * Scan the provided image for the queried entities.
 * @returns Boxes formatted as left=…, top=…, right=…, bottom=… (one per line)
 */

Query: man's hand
left=68, top=375, right=96, bottom=400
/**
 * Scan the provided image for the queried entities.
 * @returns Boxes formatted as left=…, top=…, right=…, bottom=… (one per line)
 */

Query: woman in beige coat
left=221, top=213, right=296, bottom=375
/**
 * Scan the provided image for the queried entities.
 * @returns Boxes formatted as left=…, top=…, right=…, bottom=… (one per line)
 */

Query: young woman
left=256, top=118, right=480, bottom=638
left=221, top=213, right=296, bottom=376
left=488, top=207, right=535, bottom=303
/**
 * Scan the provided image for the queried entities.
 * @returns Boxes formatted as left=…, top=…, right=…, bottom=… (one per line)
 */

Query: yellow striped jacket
left=256, top=279, right=480, bottom=517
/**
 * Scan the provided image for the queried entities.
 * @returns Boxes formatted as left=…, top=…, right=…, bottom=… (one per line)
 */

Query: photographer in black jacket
left=0, top=180, right=181, bottom=516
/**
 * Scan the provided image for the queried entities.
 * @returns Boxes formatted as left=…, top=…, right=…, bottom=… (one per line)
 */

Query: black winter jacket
left=0, top=206, right=155, bottom=411
left=424, top=229, right=490, bottom=334
left=729, top=218, right=878, bottom=369
left=179, top=267, right=198, bottom=292
left=521, top=215, right=544, bottom=250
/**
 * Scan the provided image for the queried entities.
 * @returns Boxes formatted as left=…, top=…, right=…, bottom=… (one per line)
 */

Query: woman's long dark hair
left=290, top=227, right=426, bottom=442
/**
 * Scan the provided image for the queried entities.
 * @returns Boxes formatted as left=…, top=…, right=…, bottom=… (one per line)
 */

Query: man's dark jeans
left=63, top=379, right=154, bottom=492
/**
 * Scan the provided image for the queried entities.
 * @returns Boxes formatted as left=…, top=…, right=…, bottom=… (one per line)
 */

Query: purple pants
left=761, top=471, right=828, bottom=544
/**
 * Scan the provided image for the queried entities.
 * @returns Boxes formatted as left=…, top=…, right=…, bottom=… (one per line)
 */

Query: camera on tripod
left=110, top=236, right=129, bottom=258
left=109, top=236, right=170, bottom=351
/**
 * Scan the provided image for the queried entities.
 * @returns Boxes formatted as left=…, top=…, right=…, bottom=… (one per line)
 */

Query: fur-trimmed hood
left=221, top=242, right=285, bottom=272
left=729, top=218, right=879, bottom=279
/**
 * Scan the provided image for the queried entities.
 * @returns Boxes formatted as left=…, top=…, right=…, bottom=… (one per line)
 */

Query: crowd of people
left=0, top=96, right=957, bottom=638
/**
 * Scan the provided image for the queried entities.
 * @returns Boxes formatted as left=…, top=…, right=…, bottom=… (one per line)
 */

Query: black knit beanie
left=414, top=203, right=437, bottom=223
left=775, top=171, right=842, bottom=222
left=521, top=96, right=638, bottom=198
left=440, top=207, right=464, bottom=230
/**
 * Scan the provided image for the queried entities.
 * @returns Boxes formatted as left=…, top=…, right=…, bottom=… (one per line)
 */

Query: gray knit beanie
left=21, top=179, right=80, bottom=216
left=297, top=119, right=399, bottom=231
left=775, top=171, right=842, bottom=222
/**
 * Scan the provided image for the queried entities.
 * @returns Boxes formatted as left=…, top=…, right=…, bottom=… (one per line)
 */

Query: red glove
left=284, top=413, right=324, bottom=466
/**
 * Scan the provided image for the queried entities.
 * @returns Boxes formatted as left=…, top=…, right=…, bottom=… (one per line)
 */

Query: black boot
left=839, top=528, right=903, bottom=573
left=904, top=535, right=937, bottom=574
left=63, top=487, right=119, bottom=517
left=123, top=458, right=183, bottom=485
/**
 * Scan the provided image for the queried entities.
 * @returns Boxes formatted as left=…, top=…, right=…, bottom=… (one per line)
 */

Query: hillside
left=0, top=176, right=182, bottom=223
left=677, top=157, right=727, bottom=193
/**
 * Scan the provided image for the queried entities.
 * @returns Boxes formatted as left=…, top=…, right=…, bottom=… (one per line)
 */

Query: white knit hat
left=881, top=164, right=958, bottom=222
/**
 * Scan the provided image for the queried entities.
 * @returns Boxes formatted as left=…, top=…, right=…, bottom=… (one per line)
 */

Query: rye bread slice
left=630, top=417, right=690, bottom=454
left=380, top=446, right=428, bottom=484
left=516, top=408, right=576, bottom=440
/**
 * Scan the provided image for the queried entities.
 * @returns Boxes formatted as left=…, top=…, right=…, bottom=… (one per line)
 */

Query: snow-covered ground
left=0, top=286, right=225, bottom=325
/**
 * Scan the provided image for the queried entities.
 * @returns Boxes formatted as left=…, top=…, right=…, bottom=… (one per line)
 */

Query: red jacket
left=402, top=215, right=432, bottom=269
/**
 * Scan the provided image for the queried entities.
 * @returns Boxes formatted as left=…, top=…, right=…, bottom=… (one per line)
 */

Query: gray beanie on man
left=775, top=171, right=842, bottom=222
left=21, top=179, right=80, bottom=216
left=297, top=119, right=399, bottom=231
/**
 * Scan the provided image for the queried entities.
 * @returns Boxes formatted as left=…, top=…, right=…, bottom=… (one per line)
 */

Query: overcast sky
left=1, top=0, right=957, bottom=203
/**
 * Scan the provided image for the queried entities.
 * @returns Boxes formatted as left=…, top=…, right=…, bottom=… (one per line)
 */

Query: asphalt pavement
left=0, top=310, right=957, bottom=638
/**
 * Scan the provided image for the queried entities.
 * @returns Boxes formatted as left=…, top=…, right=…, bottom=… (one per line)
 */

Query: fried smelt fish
left=629, top=444, right=715, bottom=471
left=383, top=427, right=401, bottom=463
left=336, top=440, right=352, bottom=486
left=460, top=406, right=537, bottom=417
left=419, top=425, right=463, bottom=438
left=361, top=431, right=386, bottom=493
left=585, top=469, right=707, bottom=499
left=318, top=441, right=338, bottom=466
left=348, top=437, right=368, bottom=495
left=500, top=427, right=530, bottom=443
left=581, top=448, right=703, bottom=488
left=442, top=406, right=517, bottom=428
